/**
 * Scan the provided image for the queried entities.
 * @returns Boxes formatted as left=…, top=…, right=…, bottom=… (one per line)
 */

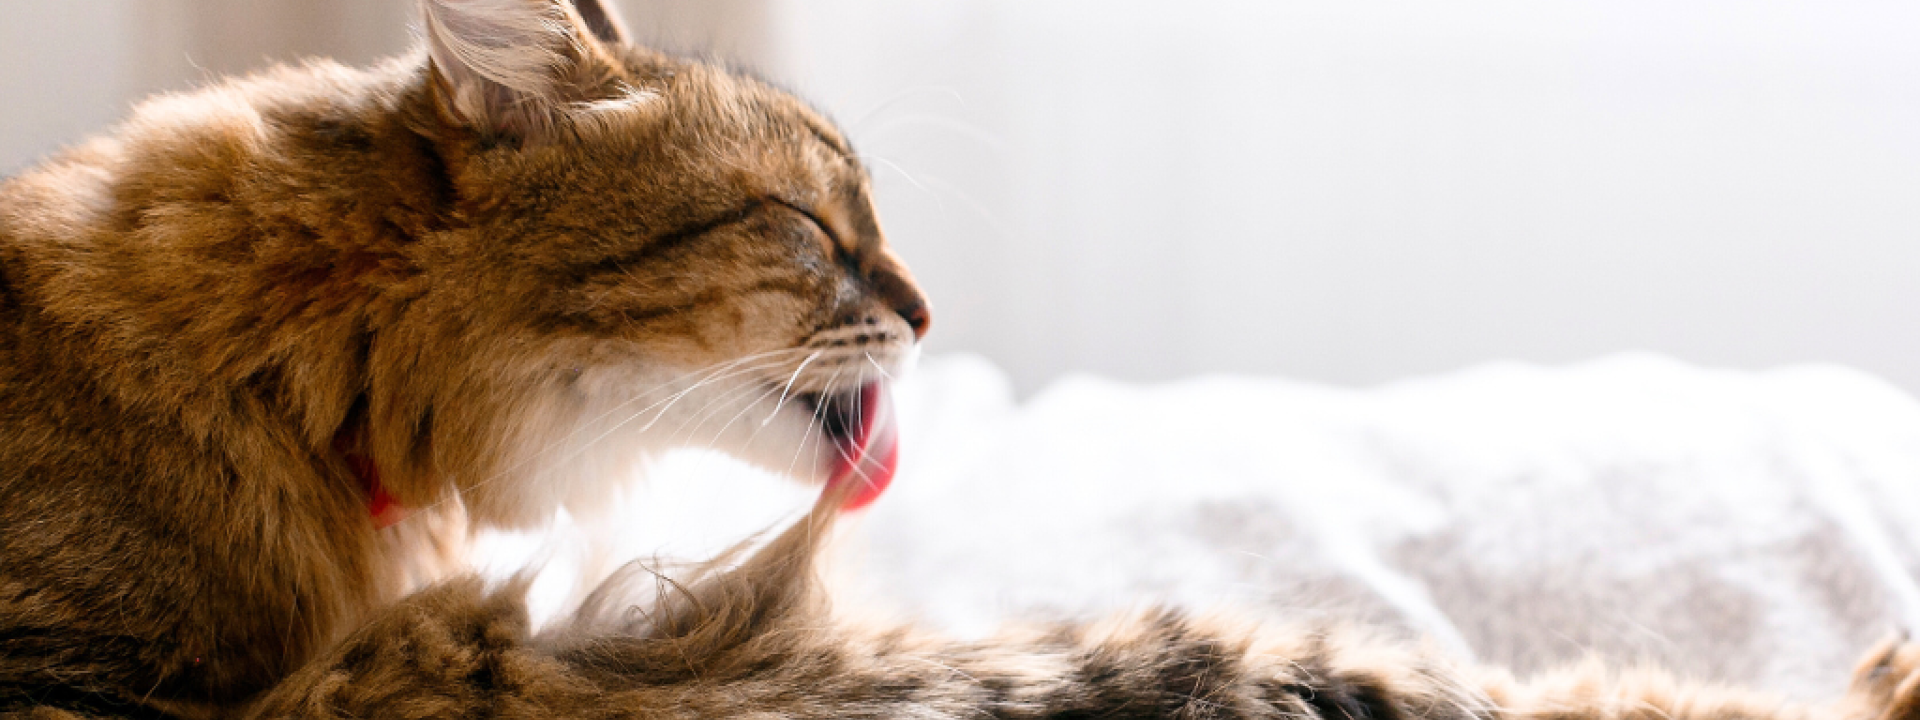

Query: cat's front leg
left=241, top=578, right=596, bottom=720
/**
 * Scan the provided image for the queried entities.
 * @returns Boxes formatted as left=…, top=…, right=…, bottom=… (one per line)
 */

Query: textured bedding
left=846, top=354, right=1920, bottom=700
left=504, top=353, right=1920, bottom=701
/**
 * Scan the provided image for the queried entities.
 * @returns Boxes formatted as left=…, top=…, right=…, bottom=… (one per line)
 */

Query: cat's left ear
left=421, top=0, right=635, bottom=140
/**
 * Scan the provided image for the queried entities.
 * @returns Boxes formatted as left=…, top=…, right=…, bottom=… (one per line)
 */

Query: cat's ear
left=421, top=0, right=633, bottom=140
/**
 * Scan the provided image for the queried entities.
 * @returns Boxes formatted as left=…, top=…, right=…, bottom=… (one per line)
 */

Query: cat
left=0, top=1, right=1915, bottom=718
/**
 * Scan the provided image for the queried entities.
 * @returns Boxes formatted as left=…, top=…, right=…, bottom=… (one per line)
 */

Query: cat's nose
left=875, top=281, right=929, bottom=341
left=870, top=250, right=931, bottom=341
left=897, top=299, right=930, bottom=341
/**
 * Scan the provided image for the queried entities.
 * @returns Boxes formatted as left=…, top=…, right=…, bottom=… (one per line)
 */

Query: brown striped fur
left=0, top=1, right=1915, bottom=718
left=246, top=490, right=1920, bottom=720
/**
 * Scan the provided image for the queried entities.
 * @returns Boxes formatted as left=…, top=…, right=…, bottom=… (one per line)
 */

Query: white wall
left=1, top=2, right=139, bottom=175
left=7, top=3, right=1919, bottom=396
left=1, top=0, right=416, bottom=174
left=0, top=1, right=754, bottom=173
left=764, top=1, right=1920, bottom=394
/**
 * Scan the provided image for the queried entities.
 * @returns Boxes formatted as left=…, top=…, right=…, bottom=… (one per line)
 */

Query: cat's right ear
left=421, top=0, right=634, bottom=140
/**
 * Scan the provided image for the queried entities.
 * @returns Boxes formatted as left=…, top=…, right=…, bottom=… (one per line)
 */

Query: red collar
left=334, top=429, right=411, bottom=529
left=346, top=452, right=410, bottom=529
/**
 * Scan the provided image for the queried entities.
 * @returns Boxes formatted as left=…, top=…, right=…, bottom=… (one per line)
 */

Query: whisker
left=761, top=350, right=823, bottom=427
left=527, top=347, right=803, bottom=459
left=660, top=372, right=784, bottom=447
left=696, top=383, right=786, bottom=459
left=394, top=349, right=812, bottom=525
left=860, top=113, right=1009, bottom=152
left=865, top=155, right=942, bottom=213
left=864, top=352, right=894, bottom=381
left=848, top=84, right=967, bottom=133
left=580, top=357, right=793, bottom=454
left=784, top=364, right=846, bottom=479
left=854, top=370, right=866, bottom=455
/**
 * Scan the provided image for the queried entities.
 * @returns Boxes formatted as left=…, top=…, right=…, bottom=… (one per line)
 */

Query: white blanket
left=839, top=354, right=1920, bottom=700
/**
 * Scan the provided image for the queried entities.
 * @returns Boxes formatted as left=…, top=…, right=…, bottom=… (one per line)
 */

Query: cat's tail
left=246, top=481, right=1887, bottom=720
left=246, top=478, right=1488, bottom=719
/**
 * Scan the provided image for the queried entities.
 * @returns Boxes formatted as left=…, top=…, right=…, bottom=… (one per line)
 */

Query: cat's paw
left=1845, top=632, right=1920, bottom=720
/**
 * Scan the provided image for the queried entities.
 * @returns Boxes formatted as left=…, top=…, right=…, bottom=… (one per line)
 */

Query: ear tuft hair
left=421, top=0, right=632, bottom=138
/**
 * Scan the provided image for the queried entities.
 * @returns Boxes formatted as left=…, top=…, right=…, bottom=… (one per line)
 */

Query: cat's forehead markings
left=796, top=118, right=873, bottom=225
left=806, top=124, right=851, bottom=160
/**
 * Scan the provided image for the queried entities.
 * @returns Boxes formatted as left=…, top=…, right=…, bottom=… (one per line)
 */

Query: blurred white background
left=5, top=1, right=1917, bottom=395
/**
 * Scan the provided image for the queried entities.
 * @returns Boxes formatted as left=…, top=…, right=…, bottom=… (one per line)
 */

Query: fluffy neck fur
left=0, top=57, right=475, bottom=700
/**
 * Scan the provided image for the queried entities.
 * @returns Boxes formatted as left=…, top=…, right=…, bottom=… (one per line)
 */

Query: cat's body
left=0, top=1, right=1916, bottom=718
left=0, top=57, right=448, bottom=706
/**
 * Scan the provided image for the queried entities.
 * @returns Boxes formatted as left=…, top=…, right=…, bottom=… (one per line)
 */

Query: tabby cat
left=0, top=1, right=1914, bottom=718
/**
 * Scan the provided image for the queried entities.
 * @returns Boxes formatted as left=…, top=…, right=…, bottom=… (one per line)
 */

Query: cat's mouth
left=798, top=380, right=898, bottom=510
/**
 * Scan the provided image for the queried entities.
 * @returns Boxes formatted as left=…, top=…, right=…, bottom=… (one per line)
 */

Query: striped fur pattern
left=248, top=495, right=1920, bottom=720
left=2, top=1, right=1917, bottom=718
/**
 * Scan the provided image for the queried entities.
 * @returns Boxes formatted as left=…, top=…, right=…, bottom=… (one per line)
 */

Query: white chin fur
left=468, top=362, right=843, bottom=528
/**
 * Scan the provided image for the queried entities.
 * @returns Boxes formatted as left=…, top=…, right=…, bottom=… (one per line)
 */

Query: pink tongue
left=825, top=381, right=899, bottom=510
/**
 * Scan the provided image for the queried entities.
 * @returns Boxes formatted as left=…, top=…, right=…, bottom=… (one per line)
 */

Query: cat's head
left=369, top=0, right=927, bottom=526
